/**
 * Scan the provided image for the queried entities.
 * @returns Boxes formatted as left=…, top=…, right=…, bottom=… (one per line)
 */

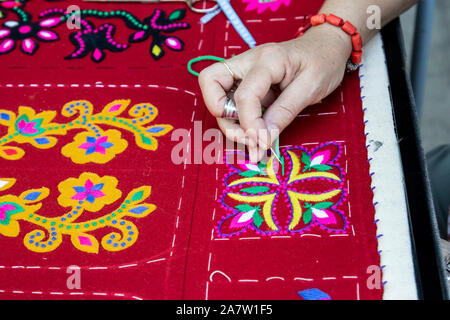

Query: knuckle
left=198, top=69, right=209, bottom=86
left=258, top=43, right=287, bottom=60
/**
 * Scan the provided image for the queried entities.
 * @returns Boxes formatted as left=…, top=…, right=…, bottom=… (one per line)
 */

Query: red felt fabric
left=0, top=0, right=382, bottom=300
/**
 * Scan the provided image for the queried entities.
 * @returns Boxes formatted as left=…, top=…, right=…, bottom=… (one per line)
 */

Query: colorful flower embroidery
left=242, top=0, right=291, bottom=14
left=0, top=0, right=190, bottom=61
left=217, top=143, right=348, bottom=237
left=66, top=22, right=127, bottom=63
left=0, top=99, right=172, bottom=163
left=0, top=173, right=156, bottom=253
left=128, top=9, right=188, bottom=60
left=0, top=1, right=60, bottom=55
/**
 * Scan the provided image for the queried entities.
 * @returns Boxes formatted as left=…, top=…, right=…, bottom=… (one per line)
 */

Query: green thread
left=187, top=56, right=225, bottom=77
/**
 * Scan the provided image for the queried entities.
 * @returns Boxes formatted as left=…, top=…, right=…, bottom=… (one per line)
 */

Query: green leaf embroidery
left=301, top=152, right=311, bottom=166
left=253, top=212, right=264, bottom=228
left=140, top=134, right=153, bottom=145
left=303, top=208, right=312, bottom=224
left=131, top=190, right=144, bottom=202
left=240, top=186, right=270, bottom=194
left=168, top=9, right=185, bottom=21
left=235, top=204, right=255, bottom=212
left=311, top=164, right=333, bottom=171
left=313, top=202, right=334, bottom=209
left=238, top=170, right=260, bottom=177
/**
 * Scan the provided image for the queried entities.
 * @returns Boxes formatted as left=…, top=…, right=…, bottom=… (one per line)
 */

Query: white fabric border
left=360, top=34, right=418, bottom=300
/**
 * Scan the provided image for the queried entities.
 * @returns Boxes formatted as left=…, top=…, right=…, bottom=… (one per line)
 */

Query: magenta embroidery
left=242, top=0, right=291, bottom=14
left=217, top=143, right=349, bottom=238
left=0, top=0, right=190, bottom=62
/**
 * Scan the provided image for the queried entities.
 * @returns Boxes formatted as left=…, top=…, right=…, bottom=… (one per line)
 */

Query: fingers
left=233, top=66, right=273, bottom=151
left=217, top=118, right=267, bottom=164
left=263, top=72, right=315, bottom=144
left=198, top=62, right=235, bottom=118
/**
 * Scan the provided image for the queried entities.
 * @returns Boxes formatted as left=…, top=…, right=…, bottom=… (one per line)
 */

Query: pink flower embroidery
left=0, top=18, right=60, bottom=55
left=71, top=179, right=105, bottom=204
left=242, top=0, right=291, bottom=14
left=0, top=204, right=15, bottom=222
left=78, top=136, right=113, bottom=155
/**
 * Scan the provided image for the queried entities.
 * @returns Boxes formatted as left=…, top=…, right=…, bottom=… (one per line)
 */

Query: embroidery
left=298, top=289, right=331, bottom=300
left=0, top=1, right=60, bottom=55
left=242, top=0, right=291, bottom=14
left=0, top=0, right=190, bottom=61
left=0, top=99, right=173, bottom=163
left=0, top=173, right=156, bottom=253
left=217, top=143, right=348, bottom=237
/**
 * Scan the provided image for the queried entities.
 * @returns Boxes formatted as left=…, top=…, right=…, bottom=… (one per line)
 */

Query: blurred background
left=400, top=0, right=449, bottom=288
left=401, top=0, right=449, bottom=151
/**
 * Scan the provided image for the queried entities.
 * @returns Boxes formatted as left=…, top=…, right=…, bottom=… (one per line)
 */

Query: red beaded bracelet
left=295, top=13, right=363, bottom=71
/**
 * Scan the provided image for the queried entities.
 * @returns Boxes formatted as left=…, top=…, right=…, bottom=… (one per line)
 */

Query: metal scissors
left=83, top=0, right=220, bottom=14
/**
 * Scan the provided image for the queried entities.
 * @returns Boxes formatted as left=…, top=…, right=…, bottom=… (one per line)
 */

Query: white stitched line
left=212, top=208, right=216, bottom=221
left=166, top=86, right=179, bottom=91
left=266, top=277, right=284, bottom=281
left=318, top=112, right=338, bottom=115
left=239, top=237, right=260, bottom=240
left=118, top=263, right=137, bottom=269
left=13, top=291, right=24, bottom=294
left=70, top=292, right=84, bottom=295
left=294, top=277, right=314, bottom=281
left=181, top=176, right=185, bottom=188
left=172, top=234, right=176, bottom=247
left=176, top=216, right=180, bottom=228
left=205, top=281, right=209, bottom=300
left=178, top=197, right=182, bottom=210
left=245, top=19, right=262, bottom=23
left=322, top=277, right=337, bottom=280
left=343, top=276, right=358, bottom=279
left=270, top=235, right=291, bottom=239
left=191, top=110, right=195, bottom=122
left=146, top=258, right=166, bottom=264
left=301, top=234, right=321, bottom=238
left=89, top=267, right=108, bottom=270
left=356, top=283, right=360, bottom=300
left=26, top=266, right=41, bottom=269
left=269, top=18, right=286, bottom=21
left=207, top=253, right=212, bottom=272
left=238, top=279, right=258, bottom=283
left=198, top=39, right=203, bottom=50
left=93, top=292, right=107, bottom=296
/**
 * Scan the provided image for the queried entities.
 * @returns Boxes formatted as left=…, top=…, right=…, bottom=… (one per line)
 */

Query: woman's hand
left=198, top=23, right=352, bottom=163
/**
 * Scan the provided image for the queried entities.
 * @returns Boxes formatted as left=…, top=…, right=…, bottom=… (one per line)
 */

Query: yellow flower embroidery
left=0, top=173, right=155, bottom=253
left=57, top=172, right=121, bottom=212
left=61, top=129, right=127, bottom=164
left=0, top=99, right=173, bottom=162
